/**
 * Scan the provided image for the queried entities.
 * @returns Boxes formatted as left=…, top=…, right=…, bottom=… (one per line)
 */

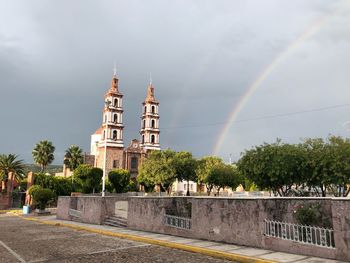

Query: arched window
left=114, top=98, right=118, bottom=107
left=151, top=119, right=155, bottom=128
left=152, top=106, right=155, bottom=113
left=144, top=106, right=147, bottom=113
left=131, top=157, right=138, bottom=170
left=103, top=130, right=106, bottom=140
left=142, top=135, right=145, bottom=144
left=143, top=120, right=146, bottom=128
left=151, top=135, right=155, bottom=144
left=112, top=130, right=117, bottom=140
left=113, top=114, right=118, bottom=123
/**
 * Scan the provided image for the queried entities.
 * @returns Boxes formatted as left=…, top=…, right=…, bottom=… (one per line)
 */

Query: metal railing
left=264, top=219, right=335, bottom=248
left=163, top=214, right=191, bottom=230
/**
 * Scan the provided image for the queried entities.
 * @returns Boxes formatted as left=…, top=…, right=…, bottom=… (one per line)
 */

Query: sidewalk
left=22, top=214, right=343, bottom=263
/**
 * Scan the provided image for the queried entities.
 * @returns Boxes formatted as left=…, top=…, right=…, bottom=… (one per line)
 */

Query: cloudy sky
left=1, top=0, right=350, bottom=164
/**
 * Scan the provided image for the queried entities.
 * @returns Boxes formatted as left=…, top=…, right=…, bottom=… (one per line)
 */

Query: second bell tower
left=140, top=81, right=160, bottom=150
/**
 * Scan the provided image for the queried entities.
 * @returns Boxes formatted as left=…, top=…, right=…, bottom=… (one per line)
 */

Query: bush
left=28, top=185, right=42, bottom=197
left=294, top=203, right=322, bottom=226
left=126, top=180, right=138, bottom=192
left=108, top=169, right=130, bottom=193
left=31, top=187, right=54, bottom=210
left=34, top=173, right=73, bottom=198
left=73, top=165, right=102, bottom=193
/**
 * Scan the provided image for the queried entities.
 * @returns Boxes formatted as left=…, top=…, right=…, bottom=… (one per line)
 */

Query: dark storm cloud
left=0, top=0, right=349, bottom=164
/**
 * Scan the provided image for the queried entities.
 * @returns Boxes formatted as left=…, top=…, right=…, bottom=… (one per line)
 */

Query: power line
left=123, top=102, right=350, bottom=132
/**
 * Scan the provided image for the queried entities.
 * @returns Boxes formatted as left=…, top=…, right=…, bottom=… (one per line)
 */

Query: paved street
left=0, top=215, right=233, bottom=263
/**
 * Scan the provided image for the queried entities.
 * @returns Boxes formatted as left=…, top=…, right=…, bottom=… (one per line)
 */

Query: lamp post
left=102, top=140, right=107, bottom=197
left=94, top=141, right=99, bottom=167
left=102, top=99, right=111, bottom=197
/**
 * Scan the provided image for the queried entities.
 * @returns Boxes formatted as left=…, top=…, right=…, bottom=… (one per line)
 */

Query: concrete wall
left=57, top=196, right=128, bottom=224
left=127, top=197, right=349, bottom=261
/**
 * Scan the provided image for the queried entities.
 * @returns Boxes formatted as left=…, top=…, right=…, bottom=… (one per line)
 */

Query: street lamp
left=102, top=99, right=111, bottom=197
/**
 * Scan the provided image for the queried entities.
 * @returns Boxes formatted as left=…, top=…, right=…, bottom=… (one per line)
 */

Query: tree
left=73, top=164, right=103, bottom=193
left=34, top=173, right=73, bottom=198
left=138, top=149, right=177, bottom=194
left=237, top=140, right=306, bottom=196
left=89, top=168, right=103, bottom=194
left=196, top=156, right=224, bottom=195
left=64, top=145, right=84, bottom=171
left=30, top=186, right=54, bottom=210
left=208, top=164, right=242, bottom=194
left=173, top=151, right=197, bottom=196
left=324, top=136, right=350, bottom=197
left=302, top=138, right=330, bottom=197
left=0, top=154, right=25, bottom=191
left=108, top=169, right=130, bottom=193
left=32, top=140, right=55, bottom=172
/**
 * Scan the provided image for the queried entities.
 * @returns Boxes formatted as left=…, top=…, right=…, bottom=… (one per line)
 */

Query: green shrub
left=73, top=165, right=102, bottom=193
left=28, top=185, right=42, bottom=197
left=34, top=173, right=73, bottom=198
left=294, top=203, right=321, bottom=226
left=32, top=188, right=54, bottom=210
left=126, top=180, right=138, bottom=192
left=108, top=169, right=130, bottom=193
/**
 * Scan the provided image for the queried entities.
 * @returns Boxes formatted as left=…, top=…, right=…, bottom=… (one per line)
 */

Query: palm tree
left=32, top=140, right=55, bottom=172
left=0, top=154, right=25, bottom=191
left=64, top=145, right=84, bottom=171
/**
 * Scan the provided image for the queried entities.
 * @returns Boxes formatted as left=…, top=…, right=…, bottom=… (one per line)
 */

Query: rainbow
left=212, top=5, right=344, bottom=156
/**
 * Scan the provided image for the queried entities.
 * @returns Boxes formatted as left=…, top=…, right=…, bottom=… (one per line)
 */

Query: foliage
left=34, top=173, right=73, bottom=197
left=323, top=136, right=350, bottom=197
left=64, top=145, right=84, bottom=171
left=88, top=168, right=103, bottom=193
left=138, top=149, right=177, bottom=194
left=126, top=180, right=138, bottom=192
left=237, top=140, right=306, bottom=196
left=105, top=179, right=114, bottom=193
left=32, top=140, right=55, bottom=172
left=196, top=156, right=224, bottom=195
left=0, top=154, right=25, bottom=183
left=294, top=203, right=322, bottom=226
left=173, top=151, right=197, bottom=195
left=73, top=164, right=102, bottom=193
left=19, top=178, right=28, bottom=191
left=207, top=164, right=242, bottom=193
left=31, top=187, right=54, bottom=210
left=28, top=184, right=42, bottom=196
left=237, top=136, right=350, bottom=197
left=108, top=169, right=130, bottom=193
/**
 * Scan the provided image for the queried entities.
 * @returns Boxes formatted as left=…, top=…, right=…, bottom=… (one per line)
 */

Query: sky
left=1, top=0, right=350, bottom=164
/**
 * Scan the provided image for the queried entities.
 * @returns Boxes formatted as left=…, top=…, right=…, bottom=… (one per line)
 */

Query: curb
left=0, top=209, right=22, bottom=214
left=21, top=216, right=276, bottom=263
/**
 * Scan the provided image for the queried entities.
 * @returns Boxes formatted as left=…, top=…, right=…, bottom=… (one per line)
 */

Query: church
left=88, top=70, right=161, bottom=179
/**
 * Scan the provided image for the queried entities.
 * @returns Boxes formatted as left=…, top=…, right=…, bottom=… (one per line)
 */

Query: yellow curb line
left=0, top=209, right=22, bottom=214
left=20, top=216, right=276, bottom=263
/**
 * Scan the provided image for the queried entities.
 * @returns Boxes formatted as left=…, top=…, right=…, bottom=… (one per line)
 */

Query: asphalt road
left=0, top=215, right=233, bottom=263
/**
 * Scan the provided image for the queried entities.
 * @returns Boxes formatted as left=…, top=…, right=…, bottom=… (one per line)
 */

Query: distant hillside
left=24, top=164, right=63, bottom=175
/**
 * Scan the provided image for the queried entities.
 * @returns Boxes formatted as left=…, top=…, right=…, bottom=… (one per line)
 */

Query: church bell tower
left=101, top=68, right=124, bottom=148
left=96, top=68, right=125, bottom=173
left=140, top=80, right=160, bottom=150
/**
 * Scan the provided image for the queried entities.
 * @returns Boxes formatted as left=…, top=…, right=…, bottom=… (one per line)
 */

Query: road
left=0, top=215, right=233, bottom=263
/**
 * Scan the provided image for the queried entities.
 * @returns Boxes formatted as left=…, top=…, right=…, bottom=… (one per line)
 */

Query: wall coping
left=128, top=196, right=349, bottom=200
left=58, top=195, right=349, bottom=201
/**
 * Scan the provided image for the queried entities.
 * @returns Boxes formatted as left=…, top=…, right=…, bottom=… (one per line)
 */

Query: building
left=90, top=70, right=160, bottom=179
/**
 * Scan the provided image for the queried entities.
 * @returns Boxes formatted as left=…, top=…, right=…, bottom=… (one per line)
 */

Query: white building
left=172, top=179, right=197, bottom=194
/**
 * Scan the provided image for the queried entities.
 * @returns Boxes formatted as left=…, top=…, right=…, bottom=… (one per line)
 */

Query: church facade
left=89, top=71, right=160, bottom=179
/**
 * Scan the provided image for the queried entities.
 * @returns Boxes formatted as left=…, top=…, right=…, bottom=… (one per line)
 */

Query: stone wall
left=57, top=196, right=128, bottom=224
left=127, top=197, right=349, bottom=261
